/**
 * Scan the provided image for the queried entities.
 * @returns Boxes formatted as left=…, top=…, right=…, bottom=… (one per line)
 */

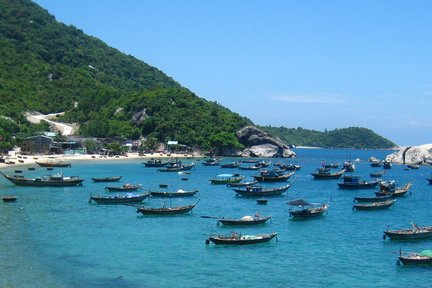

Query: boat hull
left=208, top=233, right=277, bottom=245
left=399, top=256, right=432, bottom=265
left=384, top=229, right=432, bottom=240
left=149, top=190, right=198, bottom=197
left=218, top=216, right=271, bottom=226
left=353, top=200, right=395, bottom=210
left=90, top=193, right=149, bottom=204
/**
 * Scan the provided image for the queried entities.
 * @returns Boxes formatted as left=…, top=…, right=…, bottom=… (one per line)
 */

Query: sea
left=1, top=148, right=432, bottom=288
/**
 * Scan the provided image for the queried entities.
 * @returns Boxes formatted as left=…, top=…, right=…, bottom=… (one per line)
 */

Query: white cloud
left=408, top=120, right=432, bottom=128
left=270, top=93, right=350, bottom=104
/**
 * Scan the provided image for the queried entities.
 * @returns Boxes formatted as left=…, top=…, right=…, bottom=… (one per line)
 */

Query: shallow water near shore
left=1, top=148, right=432, bottom=287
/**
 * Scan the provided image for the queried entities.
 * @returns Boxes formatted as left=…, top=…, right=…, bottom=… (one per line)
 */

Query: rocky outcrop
left=385, top=144, right=432, bottom=164
left=236, top=126, right=295, bottom=158
left=131, top=109, right=149, bottom=125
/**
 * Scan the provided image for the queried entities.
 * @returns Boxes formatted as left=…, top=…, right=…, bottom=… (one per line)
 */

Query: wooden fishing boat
left=136, top=200, right=199, bottom=215
left=233, top=184, right=291, bottom=197
left=217, top=214, right=271, bottom=226
left=353, top=195, right=392, bottom=203
left=91, top=176, right=122, bottom=182
left=398, top=250, right=432, bottom=266
left=0, top=171, right=84, bottom=187
left=311, top=168, right=345, bottom=179
left=226, top=180, right=258, bottom=187
left=278, top=163, right=301, bottom=171
left=2, top=195, right=17, bottom=202
left=149, top=189, right=199, bottom=198
left=407, top=164, right=420, bottom=169
left=343, top=161, right=355, bottom=172
left=383, top=224, right=432, bottom=240
left=323, top=163, right=339, bottom=169
left=89, top=193, right=150, bottom=204
left=239, top=165, right=261, bottom=170
left=220, top=161, right=241, bottom=168
left=288, top=199, right=329, bottom=219
left=337, top=175, right=380, bottom=190
left=375, top=181, right=412, bottom=197
left=206, top=232, right=278, bottom=245
left=370, top=160, right=382, bottom=167
left=180, top=162, right=196, bottom=170
left=105, top=184, right=142, bottom=192
left=157, top=166, right=184, bottom=172
left=142, top=159, right=167, bottom=167
left=210, top=173, right=244, bottom=185
left=352, top=199, right=395, bottom=210
left=253, top=169, right=294, bottom=182
left=35, top=159, right=71, bottom=167
left=202, top=158, right=220, bottom=166
left=383, top=161, right=392, bottom=169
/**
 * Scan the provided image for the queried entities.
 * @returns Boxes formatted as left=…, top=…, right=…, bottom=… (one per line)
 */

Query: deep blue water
left=1, top=148, right=432, bottom=287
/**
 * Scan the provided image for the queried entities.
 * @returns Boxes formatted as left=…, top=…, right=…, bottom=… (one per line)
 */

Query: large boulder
left=386, top=144, right=432, bottom=164
left=236, top=126, right=295, bottom=158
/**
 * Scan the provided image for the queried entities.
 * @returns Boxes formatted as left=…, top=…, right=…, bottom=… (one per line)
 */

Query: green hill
left=262, top=126, right=396, bottom=149
left=0, top=0, right=396, bottom=151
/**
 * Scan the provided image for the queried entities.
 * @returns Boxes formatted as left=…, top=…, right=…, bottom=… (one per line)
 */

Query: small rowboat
left=105, top=184, right=142, bottom=192
left=2, top=196, right=17, bottom=202
left=89, top=193, right=150, bottom=204
left=149, top=189, right=199, bottom=198
left=92, top=176, right=122, bottom=182
left=136, top=200, right=199, bottom=215
left=217, top=215, right=271, bottom=226
left=383, top=224, right=432, bottom=240
left=353, top=195, right=392, bottom=203
left=353, top=199, right=395, bottom=210
left=206, top=232, right=278, bottom=245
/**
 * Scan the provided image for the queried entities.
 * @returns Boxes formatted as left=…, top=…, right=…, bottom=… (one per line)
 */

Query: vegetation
left=0, top=0, right=396, bottom=151
left=262, top=126, right=396, bottom=149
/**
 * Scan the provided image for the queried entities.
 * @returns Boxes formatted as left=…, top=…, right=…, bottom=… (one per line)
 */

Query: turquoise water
left=1, top=149, right=432, bottom=287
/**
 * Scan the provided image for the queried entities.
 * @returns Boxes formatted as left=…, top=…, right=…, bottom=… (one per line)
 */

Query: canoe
left=206, top=232, right=278, bottom=245
left=383, top=224, right=432, bottom=240
left=149, top=189, right=199, bottom=198
left=105, top=184, right=142, bottom=192
left=353, top=199, right=395, bottom=210
left=92, top=176, right=122, bottom=182
left=136, top=200, right=199, bottom=215
left=2, top=196, right=17, bottom=202
left=89, top=193, right=150, bottom=204
left=217, top=215, right=271, bottom=226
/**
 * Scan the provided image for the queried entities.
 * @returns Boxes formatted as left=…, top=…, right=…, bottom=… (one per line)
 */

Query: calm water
left=1, top=149, right=432, bottom=288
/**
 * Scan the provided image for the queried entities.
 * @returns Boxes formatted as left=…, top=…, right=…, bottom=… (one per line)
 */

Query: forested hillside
left=262, top=126, right=396, bottom=149
left=0, top=0, right=251, bottom=148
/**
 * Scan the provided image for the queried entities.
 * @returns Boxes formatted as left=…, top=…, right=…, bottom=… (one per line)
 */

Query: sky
left=33, top=0, right=432, bottom=146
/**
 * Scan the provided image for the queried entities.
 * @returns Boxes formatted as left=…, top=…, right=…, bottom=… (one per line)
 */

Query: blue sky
left=34, top=0, right=432, bottom=146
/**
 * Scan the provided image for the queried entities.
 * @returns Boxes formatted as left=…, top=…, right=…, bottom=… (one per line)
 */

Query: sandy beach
left=0, top=152, right=201, bottom=169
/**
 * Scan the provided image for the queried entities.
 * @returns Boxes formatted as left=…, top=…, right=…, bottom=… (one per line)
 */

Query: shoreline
left=0, top=152, right=201, bottom=169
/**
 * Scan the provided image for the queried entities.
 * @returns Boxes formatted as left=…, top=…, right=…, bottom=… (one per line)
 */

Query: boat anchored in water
left=206, top=232, right=278, bottom=245
left=0, top=171, right=84, bottom=187
left=383, top=223, right=432, bottom=240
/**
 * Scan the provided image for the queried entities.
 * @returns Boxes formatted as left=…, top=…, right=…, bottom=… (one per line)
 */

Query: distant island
left=0, top=0, right=396, bottom=155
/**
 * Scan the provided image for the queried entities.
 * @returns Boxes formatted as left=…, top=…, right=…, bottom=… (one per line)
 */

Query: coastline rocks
left=385, top=144, right=432, bottom=164
left=236, top=126, right=295, bottom=158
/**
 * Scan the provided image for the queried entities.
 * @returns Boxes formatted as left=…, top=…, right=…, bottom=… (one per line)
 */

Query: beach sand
left=0, top=152, right=201, bottom=169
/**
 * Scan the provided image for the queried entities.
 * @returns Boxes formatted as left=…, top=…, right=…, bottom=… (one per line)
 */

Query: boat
left=288, top=199, right=329, bottom=219
left=226, top=180, right=258, bottom=187
left=210, top=173, right=244, bottom=185
left=383, top=223, right=432, bottom=240
left=407, top=164, right=420, bottom=169
left=89, top=193, right=150, bottom=204
left=136, top=200, right=199, bottom=215
left=370, top=160, right=382, bottom=167
left=35, top=159, right=71, bottom=167
left=202, top=158, right=220, bottom=166
left=337, top=175, right=381, bottom=189
left=352, top=199, right=395, bottom=210
left=206, top=232, right=278, bottom=245
left=279, top=163, right=301, bottom=171
left=375, top=181, right=412, bottom=197
left=142, top=159, right=167, bottom=167
left=427, top=178, right=432, bottom=185
left=220, top=161, right=241, bottom=168
left=149, top=189, right=199, bottom=198
left=217, top=214, right=272, bottom=226
left=2, top=195, right=17, bottom=202
left=0, top=171, right=84, bottom=187
left=233, top=184, right=291, bottom=197
left=253, top=169, right=294, bottom=182
left=398, top=250, right=432, bottom=266
left=91, top=176, right=122, bottom=182
left=383, top=161, right=392, bottom=169
left=157, top=162, right=195, bottom=172
left=311, top=167, right=345, bottom=179
left=180, top=162, right=196, bottom=170
left=343, top=161, right=356, bottom=172
left=238, top=164, right=262, bottom=170
left=353, top=195, right=392, bottom=203
left=105, top=184, right=142, bottom=192
left=323, top=163, right=339, bottom=169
